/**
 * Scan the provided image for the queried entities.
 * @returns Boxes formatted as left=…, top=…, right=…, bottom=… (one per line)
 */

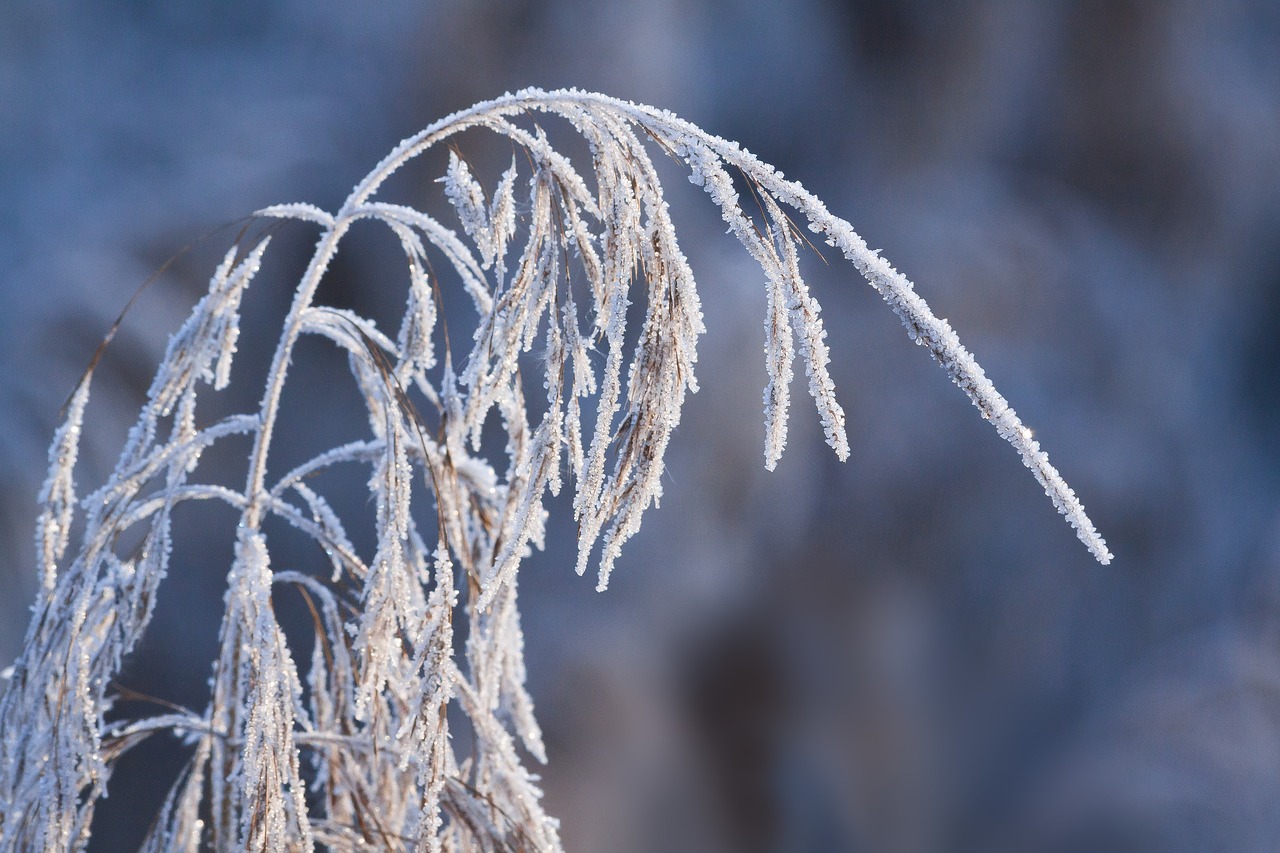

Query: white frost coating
left=440, top=151, right=496, bottom=268
left=35, top=378, right=91, bottom=592
left=0, top=88, right=1110, bottom=853
left=257, top=202, right=336, bottom=229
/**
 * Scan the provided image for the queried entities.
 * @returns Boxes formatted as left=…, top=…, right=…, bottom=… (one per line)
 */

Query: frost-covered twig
left=0, top=88, right=1108, bottom=853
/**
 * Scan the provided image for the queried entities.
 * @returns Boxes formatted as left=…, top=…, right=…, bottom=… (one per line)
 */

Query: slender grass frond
left=0, top=88, right=1108, bottom=853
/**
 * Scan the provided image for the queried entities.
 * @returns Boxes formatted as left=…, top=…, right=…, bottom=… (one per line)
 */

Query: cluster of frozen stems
left=0, top=89, right=1109, bottom=851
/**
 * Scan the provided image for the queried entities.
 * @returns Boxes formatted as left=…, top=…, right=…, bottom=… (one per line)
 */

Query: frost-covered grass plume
left=0, top=88, right=1109, bottom=851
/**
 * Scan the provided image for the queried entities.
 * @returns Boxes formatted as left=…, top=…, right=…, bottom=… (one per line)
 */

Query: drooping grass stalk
left=0, top=88, right=1108, bottom=852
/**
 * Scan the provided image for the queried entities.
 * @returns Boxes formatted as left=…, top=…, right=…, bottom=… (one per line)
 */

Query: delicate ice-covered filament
left=0, top=88, right=1109, bottom=853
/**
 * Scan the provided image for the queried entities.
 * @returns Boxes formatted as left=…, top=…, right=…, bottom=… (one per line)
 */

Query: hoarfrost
left=0, top=88, right=1109, bottom=852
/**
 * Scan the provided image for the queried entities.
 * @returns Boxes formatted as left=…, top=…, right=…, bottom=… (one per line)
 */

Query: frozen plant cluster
left=0, top=89, right=1108, bottom=851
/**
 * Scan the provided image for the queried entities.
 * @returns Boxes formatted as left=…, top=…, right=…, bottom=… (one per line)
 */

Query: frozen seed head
left=0, top=87, right=1110, bottom=853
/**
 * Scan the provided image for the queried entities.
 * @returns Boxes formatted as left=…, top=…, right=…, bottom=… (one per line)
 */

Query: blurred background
left=3, top=1, right=1280, bottom=850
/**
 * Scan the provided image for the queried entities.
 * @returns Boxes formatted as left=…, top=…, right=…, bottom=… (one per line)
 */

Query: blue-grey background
left=3, top=2, right=1280, bottom=850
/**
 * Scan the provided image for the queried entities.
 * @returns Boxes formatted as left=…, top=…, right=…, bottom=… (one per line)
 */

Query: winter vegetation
left=0, top=89, right=1107, bottom=850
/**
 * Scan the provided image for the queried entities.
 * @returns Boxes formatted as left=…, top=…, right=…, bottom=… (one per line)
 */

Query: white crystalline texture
left=440, top=151, right=497, bottom=268
left=0, top=88, right=1111, bottom=852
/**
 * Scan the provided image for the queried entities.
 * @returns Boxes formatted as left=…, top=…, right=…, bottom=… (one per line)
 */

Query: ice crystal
left=0, top=88, right=1109, bottom=853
